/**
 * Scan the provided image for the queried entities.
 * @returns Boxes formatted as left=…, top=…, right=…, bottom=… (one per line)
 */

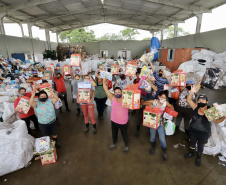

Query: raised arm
left=70, top=66, right=74, bottom=79
left=29, top=85, right=37, bottom=108
left=52, top=69, right=56, bottom=78
left=162, top=69, right=169, bottom=81
left=146, top=77, right=157, bottom=92
left=50, top=88, right=59, bottom=104
left=113, top=81, right=117, bottom=90
left=187, top=85, right=198, bottom=110
left=103, top=78, right=114, bottom=102
left=149, top=62, right=155, bottom=72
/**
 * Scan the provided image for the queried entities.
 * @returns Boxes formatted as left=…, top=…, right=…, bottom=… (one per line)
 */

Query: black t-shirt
left=190, top=106, right=211, bottom=134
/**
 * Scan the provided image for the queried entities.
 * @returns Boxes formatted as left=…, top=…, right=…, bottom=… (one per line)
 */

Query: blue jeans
left=150, top=126, right=166, bottom=149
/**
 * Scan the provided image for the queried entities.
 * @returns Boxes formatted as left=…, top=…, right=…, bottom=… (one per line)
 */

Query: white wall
left=0, top=35, right=58, bottom=59
left=162, top=28, right=226, bottom=53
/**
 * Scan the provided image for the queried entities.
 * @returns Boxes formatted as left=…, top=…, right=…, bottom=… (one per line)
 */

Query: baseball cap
left=186, top=80, right=194, bottom=85
left=197, top=94, right=208, bottom=101
left=56, top=63, right=60, bottom=67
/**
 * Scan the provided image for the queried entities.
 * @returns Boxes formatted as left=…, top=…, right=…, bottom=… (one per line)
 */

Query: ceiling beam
left=143, top=0, right=208, bottom=12
left=0, top=0, right=57, bottom=13
left=27, top=6, right=102, bottom=23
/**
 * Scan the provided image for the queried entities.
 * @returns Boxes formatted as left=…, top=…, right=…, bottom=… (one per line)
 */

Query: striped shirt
left=153, top=71, right=168, bottom=92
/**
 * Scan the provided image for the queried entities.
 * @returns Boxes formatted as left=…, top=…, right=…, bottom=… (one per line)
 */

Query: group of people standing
left=14, top=61, right=225, bottom=167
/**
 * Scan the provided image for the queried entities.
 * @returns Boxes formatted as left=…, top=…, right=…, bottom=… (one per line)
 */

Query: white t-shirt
left=116, top=76, right=133, bottom=89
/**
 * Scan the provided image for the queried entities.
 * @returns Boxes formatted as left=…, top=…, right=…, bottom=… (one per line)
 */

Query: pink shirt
left=111, top=98, right=129, bottom=124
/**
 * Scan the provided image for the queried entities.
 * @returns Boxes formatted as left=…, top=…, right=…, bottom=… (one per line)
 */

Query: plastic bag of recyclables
left=0, top=120, right=35, bottom=176
left=204, top=120, right=226, bottom=157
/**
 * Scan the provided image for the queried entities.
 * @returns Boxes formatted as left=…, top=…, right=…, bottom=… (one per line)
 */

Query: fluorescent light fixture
left=101, top=0, right=104, bottom=5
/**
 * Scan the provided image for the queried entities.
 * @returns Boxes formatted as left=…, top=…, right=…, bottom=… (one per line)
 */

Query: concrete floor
left=1, top=84, right=226, bottom=185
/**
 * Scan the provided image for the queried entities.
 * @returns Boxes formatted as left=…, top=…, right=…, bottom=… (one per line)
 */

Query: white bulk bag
left=0, top=120, right=34, bottom=176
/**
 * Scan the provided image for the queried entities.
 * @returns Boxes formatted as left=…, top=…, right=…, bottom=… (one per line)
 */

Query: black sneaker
left=124, top=146, right=129, bottom=153
left=109, top=143, right=117, bottom=150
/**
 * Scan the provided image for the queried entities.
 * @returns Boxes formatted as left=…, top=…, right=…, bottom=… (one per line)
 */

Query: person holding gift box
left=95, top=62, right=106, bottom=77
left=94, top=72, right=107, bottom=119
left=29, top=85, right=60, bottom=147
left=103, top=77, right=129, bottom=153
left=184, top=86, right=225, bottom=166
left=14, top=87, right=39, bottom=137
left=150, top=62, right=168, bottom=93
left=26, top=71, right=42, bottom=85
left=174, top=78, right=203, bottom=139
left=113, top=73, right=133, bottom=90
left=70, top=66, right=83, bottom=115
left=53, top=69, right=70, bottom=112
left=53, top=63, right=62, bottom=90
left=142, top=91, right=174, bottom=161
left=135, top=77, right=158, bottom=137
left=79, top=75, right=97, bottom=134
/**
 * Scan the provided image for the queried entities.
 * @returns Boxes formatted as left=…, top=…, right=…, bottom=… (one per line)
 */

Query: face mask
left=84, top=79, right=89, bottom=82
left=159, top=98, right=166, bottom=104
left=115, top=94, right=122, bottom=99
left=57, top=77, right=60, bottom=79
left=33, top=75, right=38, bottom=77
left=20, top=93, right=25, bottom=96
left=186, top=85, right=191, bottom=90
left=159, top=73, right=163, bottom=77
left=39, top=98, right=48, bottom=102
left=75, top=71, right=79, bottom=74
left=198, top=102, right=207, bottom=108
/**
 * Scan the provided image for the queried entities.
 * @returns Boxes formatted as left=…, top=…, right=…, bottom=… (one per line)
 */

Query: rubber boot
left=149, top=142, right=156, bottom=154
left=84, top=123, right=89, bottom=133
left=161, top=147, right=168, bottom=161
left=195, top=152, right=202, bottom=166
left=184, top=148, right=195, bottom=158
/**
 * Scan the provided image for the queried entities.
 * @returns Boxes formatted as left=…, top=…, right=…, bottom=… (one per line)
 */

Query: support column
left=174, top=23, right=178, bottom=38
left=196, top=13, right=203, bottom=34
left=45, top=29, right=50, bottom=43
left=160, top=29, right=164, bottom=41
left=0, top=13, right=6, bottom=35
left=19, top=22, right=24, bottom=37
left=56, top=31, right=60, bottom=43
left=27, top=22, right=34, bottom=38
left=150, top=31, right=155, bottom=37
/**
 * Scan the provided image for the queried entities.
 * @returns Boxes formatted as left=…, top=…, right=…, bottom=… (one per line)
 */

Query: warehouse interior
left=1, top=0, right=226, bottom=185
